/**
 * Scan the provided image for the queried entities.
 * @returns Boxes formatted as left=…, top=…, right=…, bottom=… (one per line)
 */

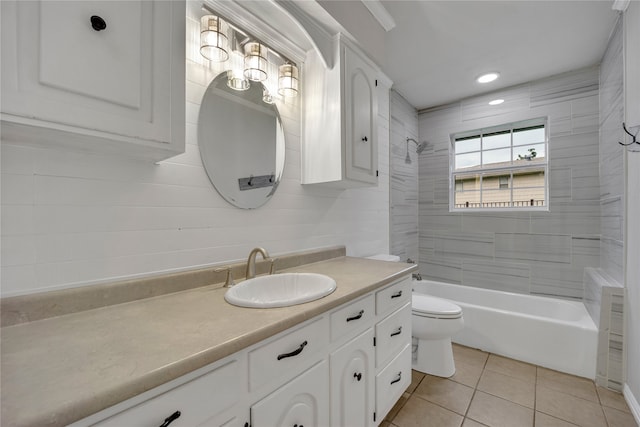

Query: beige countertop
left=1, top=256, right=416, bottom=427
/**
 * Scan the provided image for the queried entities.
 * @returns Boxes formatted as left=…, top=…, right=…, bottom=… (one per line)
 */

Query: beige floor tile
left=603, top=406, right=639, bottom=427
left=537, top=367, right=598, bottom=403
left=414, top=376, right=474, bottom=415
left=477, top=368, right=535, bottom=408
left=536, top=385, right=607, bottom=427
left=485, top=354, right=536, bottom=383
left=534, top=412, right=579, bottom=427
left=453, top=344, right=489, bottom=368
left=597, top=386, right=632, bottom=413
left=462, top=418, right=488, bottom=427
left=407, top=370, right=425, bottom=394
left=380, top=421, right=395, bottom=427
left=450, top=360, right=485, bottom=388
left=467, top=390, right=534, bottom=427
left=393, top=395, right=463, bottom=427
left=385, top=392, right=410, bottom=423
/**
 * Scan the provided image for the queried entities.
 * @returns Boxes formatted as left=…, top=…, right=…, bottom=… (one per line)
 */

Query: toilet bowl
left=412, top=293, right=464, bottom=377
left=364, top=254, right=464, bottom=377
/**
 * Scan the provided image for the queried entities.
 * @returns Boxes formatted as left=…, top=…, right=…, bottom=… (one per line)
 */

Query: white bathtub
left=413, top=279, right=598, bottom=379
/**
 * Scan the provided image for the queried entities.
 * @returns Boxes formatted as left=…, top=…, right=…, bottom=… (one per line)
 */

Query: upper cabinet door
left=0, top=0, right=185, bottom=161
left=344, top=44, right=378, bottom=185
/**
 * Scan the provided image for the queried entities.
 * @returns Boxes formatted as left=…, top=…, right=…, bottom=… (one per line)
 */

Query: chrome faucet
left=245, top=247, right=273, bottom=280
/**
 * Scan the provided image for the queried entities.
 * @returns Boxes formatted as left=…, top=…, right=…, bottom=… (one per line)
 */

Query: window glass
left=482, top=148, right=511, bottom=167
left=451, top=118, right=547, bottom=210
left=455, top=137, right=480, bottom=153
left=455, top=152, right=481, bottom=169
left=482, top=131, right=511, bottom=150
left=513, top=126, right=544, bottom=146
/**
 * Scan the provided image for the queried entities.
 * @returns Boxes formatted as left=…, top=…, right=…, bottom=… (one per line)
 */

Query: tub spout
left=412, top=273, right=423, bottom=281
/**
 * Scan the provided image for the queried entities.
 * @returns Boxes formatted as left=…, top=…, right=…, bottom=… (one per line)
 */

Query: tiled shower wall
left=417, top=67, right=601, bottom=299
left=390, top=91, right=419, bottom=264
left=592, top=16, right=625, bottom=391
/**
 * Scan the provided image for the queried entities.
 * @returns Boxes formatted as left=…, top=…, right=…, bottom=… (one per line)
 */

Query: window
left=451, top=118, right=547, bottom=210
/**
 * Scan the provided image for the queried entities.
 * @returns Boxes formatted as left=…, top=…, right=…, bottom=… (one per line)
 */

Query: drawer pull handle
left=159, top=410, right=181, bottom=427
left=391, top=291, right=403, bottom=299
left=294, top=425, right=304, bottom=427
left=277, top=341, right=308, bottom=360
left=346, top=310, right=365, bottom=322
left=354, top=372, right=362, bottom=381
left=390, top=372, right=402, bottom=385
left=390, top=326, right=402, bottom=337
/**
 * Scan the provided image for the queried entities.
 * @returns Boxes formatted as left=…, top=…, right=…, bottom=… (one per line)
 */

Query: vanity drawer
left=93, top=359, right=241, bottom=427
left=249, top=316, right=329, bottom=392
left=330, top=294, right=375, bottom=343
left=376, top=277, right=411, bottom=316
left=375, top=302, right=411, bottom=368
left=375, top=344, right=411, bottom=422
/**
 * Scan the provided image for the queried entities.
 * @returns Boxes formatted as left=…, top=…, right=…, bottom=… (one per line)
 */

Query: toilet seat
left=412, top=294, right=462, bottom=319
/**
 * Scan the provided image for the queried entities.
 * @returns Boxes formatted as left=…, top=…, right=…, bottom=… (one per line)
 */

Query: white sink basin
left=224, top=273, right=337, bottom=308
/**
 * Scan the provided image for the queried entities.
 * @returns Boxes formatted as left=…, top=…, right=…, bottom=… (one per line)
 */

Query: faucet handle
left=214, top=267, right=235, bottom=287
left=268, top=258, right=277, bottom=275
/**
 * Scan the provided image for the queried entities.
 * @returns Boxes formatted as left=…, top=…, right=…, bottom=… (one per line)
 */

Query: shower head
left=407, top=138, right=428, bottom=155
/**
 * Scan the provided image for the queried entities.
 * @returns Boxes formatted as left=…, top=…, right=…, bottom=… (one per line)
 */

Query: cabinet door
left=343, top=44, right=378, bottom=184
left=0, top=0, right=185, bottom=161
left=330, top=328, right=375, bottom=427
left=251, top=360, right=329, bottom=427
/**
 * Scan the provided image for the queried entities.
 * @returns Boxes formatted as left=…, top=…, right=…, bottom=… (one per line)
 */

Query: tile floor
left=382, top=344, right=638, bottom=427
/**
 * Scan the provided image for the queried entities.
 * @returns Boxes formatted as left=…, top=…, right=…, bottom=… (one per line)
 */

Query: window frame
left=449, top=117, right=549, bottom=212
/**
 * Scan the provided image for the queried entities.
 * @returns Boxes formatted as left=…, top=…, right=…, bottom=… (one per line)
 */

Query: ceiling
left=377, top=1, right=620, bottom=111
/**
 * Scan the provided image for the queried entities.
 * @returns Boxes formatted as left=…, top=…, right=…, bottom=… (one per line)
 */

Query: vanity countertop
left=0, top=256, right=416, bottom=427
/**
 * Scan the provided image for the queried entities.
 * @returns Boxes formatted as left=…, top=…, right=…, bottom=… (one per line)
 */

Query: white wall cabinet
left=76, top=276, right=412, bottom=427
left=625, top=1, right=640, bottom=128
left=303, top=35, right=380, bottom=187
left=0, top=0, right=185, bottom=161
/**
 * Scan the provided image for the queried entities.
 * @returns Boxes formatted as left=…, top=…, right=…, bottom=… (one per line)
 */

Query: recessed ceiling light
left=477, top=72, right=500, bottom=84
left=489, top=99, right=504, bottom=105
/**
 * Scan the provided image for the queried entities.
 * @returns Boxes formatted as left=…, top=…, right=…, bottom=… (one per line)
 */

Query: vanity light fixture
left=476, top=72, right=500, bottom=84
left=278, top=63, right=299, bottom=97
left=489, top=99, right=504, bottom=105
left=198, top=7, right=299, bottom=101
left=200, top=15, right=229, bottom=61
left=243, top=42, right=268, bottom=82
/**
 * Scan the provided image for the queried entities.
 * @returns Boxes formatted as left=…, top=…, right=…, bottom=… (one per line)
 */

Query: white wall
left=0, top=14, right=391, bottom=297
left=624, top=0, right=640, bottom=418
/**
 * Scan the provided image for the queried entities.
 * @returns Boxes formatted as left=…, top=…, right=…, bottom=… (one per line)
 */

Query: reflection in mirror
left=198, top=72, right=285, bottom=209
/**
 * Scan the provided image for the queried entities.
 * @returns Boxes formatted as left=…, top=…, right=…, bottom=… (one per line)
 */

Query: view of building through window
left=451, top=119, right=547, bottom=210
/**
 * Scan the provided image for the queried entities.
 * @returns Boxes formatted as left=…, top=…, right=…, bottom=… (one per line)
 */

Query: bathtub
left=412, top=279, right=598, bottom=379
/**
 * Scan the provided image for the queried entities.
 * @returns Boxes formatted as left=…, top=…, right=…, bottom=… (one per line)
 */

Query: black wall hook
left=619, top=122, right=639, bottom=146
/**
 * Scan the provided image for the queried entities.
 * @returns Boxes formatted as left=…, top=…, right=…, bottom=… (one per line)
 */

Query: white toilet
left=412, top=293, right=464, bottom=377
left=365, top=254, right=464, bottom=378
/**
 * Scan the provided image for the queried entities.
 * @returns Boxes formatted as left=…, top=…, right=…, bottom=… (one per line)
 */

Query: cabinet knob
left=361, top=136, right=368, bottom=142
left=158, top=410, right=181, bottom=427
left=353, top=372, right=362, bottom=381
left=90, top=15, right=107, bottom=31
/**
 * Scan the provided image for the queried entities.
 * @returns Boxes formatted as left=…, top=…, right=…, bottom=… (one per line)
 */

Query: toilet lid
left=412, top=294, right=462, bottom=319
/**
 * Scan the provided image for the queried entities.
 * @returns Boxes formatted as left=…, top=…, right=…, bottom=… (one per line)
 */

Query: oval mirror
left=198, top=72, right=286, bottom=209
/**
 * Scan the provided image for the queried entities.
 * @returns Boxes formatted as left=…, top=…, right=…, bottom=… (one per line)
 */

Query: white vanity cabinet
left=330, top=328, right=376, bottom=427
left=0, top=0, right=185, bottom=162
left=78, top=276, right=412, bottom=427
left=302, top=35, right=380, bottom=187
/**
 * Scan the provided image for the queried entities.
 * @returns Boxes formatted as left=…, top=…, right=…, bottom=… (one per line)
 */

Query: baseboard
left=623, top=384, right=640, bottom=425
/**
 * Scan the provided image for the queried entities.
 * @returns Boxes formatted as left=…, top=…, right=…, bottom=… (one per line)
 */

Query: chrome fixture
left=245, top=247, right=274, bottom=280
left=214, top=266, right=235, bottom=287
left=199, top=5, right=299, bottom=101
left=405, top=138, right=428, bottom=164
left=412, top=273, right=423, bottom=281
